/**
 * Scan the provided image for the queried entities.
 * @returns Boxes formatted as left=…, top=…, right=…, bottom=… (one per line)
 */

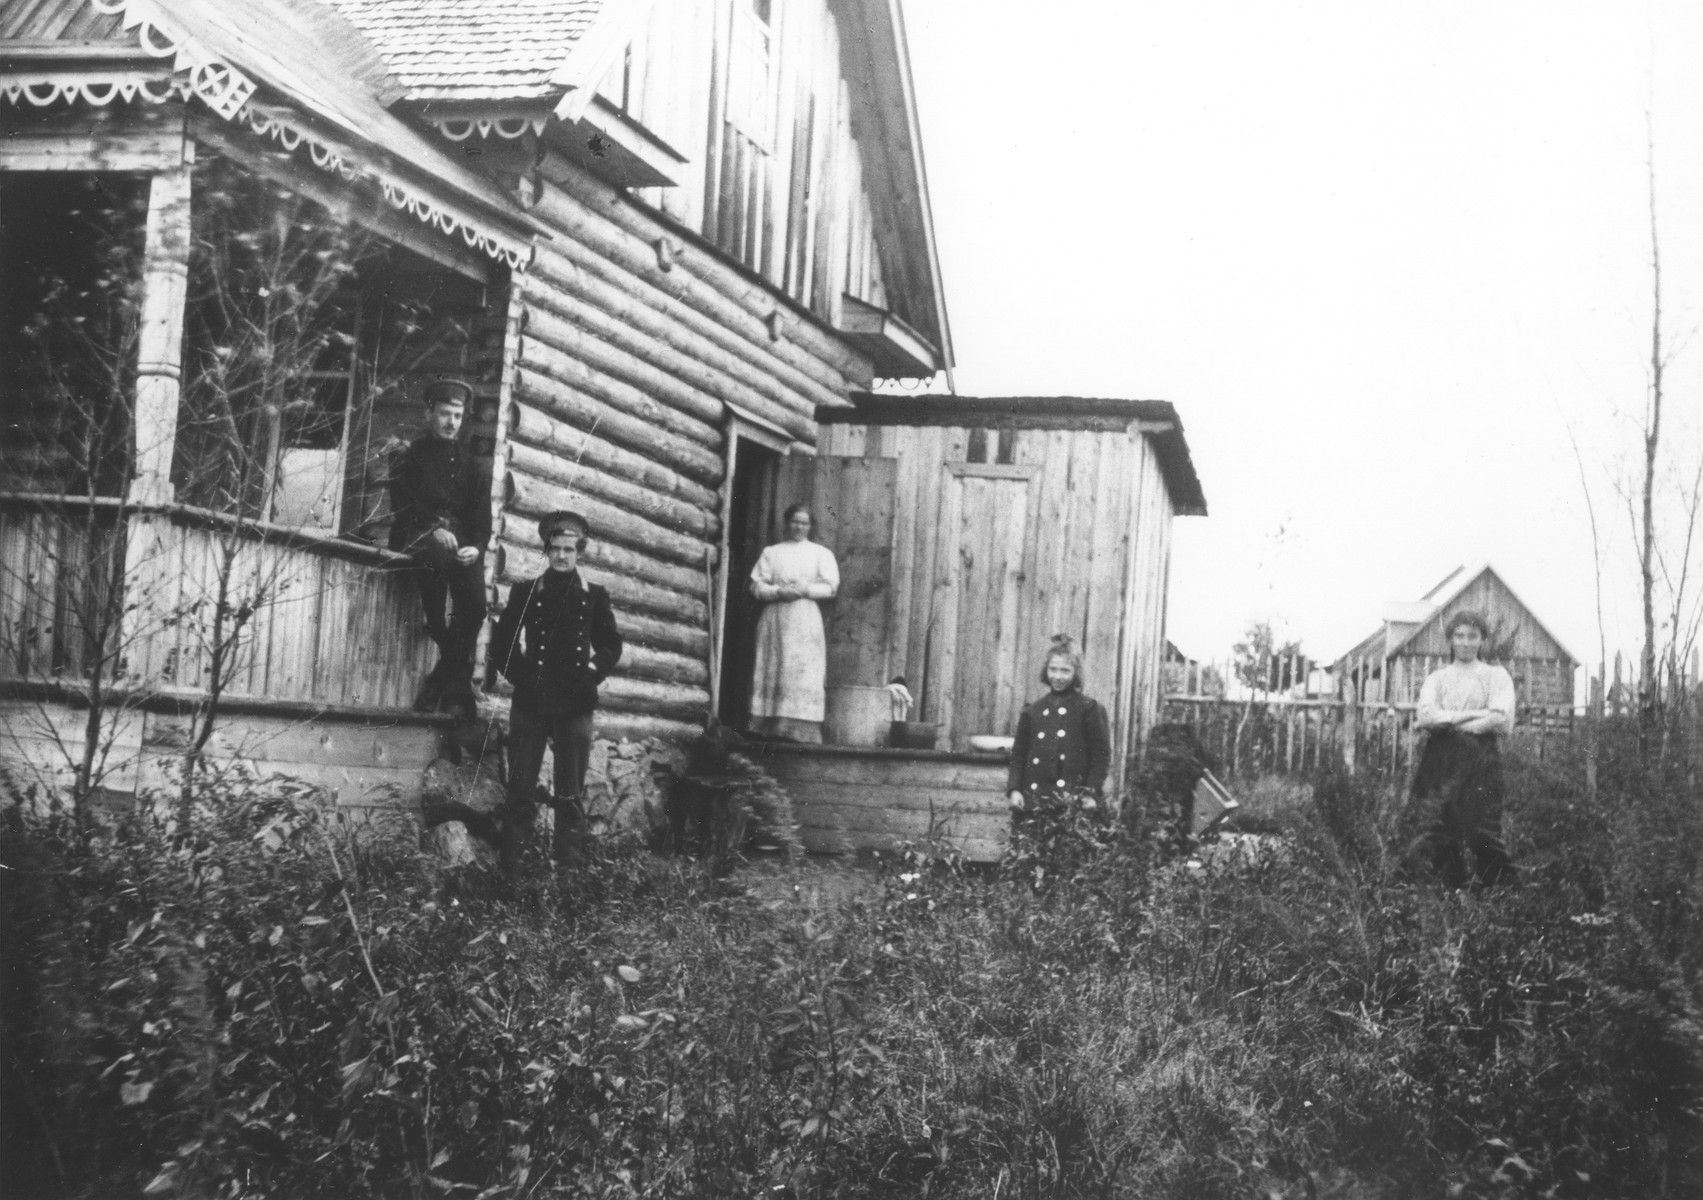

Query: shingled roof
left=325, top=0, right=609, bottom=101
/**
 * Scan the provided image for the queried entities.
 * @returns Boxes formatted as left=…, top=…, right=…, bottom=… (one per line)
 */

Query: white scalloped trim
left=1, top=74, right=189, bottom=107
left=4, top=0, right=533, bottom=273
left=244, top=107, right=531, bottom=270
left=426, top=115, right=548, bottom=142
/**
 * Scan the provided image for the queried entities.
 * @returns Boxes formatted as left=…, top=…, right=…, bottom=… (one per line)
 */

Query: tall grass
left=2, top=720, right=1700, bottom=1198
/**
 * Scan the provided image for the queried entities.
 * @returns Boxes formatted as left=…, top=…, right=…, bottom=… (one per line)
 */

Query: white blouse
left=1417, top=660, right=1515, bottom=736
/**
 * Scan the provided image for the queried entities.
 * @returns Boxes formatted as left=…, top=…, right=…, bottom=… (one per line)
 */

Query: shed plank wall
left=817, top=423, right=1177, bottom=778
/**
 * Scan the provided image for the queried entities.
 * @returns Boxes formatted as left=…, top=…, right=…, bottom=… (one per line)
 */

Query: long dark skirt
left=1410, top=730, right=1518, bottom=888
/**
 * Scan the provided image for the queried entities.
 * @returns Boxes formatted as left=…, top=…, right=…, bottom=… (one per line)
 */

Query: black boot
left=441, top=677, right=479, bottom=719
left=413, top=661, right=449, bottom=712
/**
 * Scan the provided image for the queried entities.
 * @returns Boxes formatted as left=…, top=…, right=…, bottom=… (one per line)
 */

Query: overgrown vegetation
left=3, top=720, right=1700, bottom=1198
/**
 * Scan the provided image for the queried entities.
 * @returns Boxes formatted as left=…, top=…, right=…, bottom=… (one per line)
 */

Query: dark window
left=176, top=154, right=490, bottom=536
left=0, top=172, right=148, bottom=496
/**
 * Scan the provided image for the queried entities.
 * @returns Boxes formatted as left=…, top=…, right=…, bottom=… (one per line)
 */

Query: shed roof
left=824, top=394, right=1208, bottom=516
left=324, top=0, right=608, bottom=101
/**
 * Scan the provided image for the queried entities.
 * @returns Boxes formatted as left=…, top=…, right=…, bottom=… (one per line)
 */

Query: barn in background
left=1332, top=564, right=1578, bottom=712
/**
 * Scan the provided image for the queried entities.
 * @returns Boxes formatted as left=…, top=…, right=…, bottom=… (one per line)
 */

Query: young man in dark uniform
left=388, top=378, right=492, bottom=714
left=488, top=510, right=623, bottom=870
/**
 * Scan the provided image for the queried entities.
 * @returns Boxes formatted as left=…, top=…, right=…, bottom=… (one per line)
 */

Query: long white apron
left=747, top=539, right=840, bottom=722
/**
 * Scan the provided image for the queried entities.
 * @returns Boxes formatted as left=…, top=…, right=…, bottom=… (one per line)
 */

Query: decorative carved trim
left=425, top=115, right=547, bottom=142
left=1, top=74, right=188, bottom=107
left=88, top=0, right=256, bottom=118
left=379, top=179, right=532, bottom=269
left=244, top=104, right=359, bottom=180
left=4, top=1, right=533, bottom=273
left=244, top=105, right=531, bottom=269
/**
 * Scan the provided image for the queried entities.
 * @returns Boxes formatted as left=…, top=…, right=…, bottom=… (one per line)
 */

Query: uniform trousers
left=503, top=707, right=594, bottom=867
left=411, top=543, right=487, bottom=688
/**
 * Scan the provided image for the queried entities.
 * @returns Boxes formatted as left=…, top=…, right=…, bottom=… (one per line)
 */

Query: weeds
left=3, top=721, right=1700, bottom=1197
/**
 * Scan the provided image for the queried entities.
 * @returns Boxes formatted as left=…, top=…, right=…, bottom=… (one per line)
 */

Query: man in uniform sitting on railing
left=388, top=378, right=491, bottom=715
left=488, top=510, right=623, bottom=874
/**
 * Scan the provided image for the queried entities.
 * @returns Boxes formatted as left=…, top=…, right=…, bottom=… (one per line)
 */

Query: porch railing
left=0, top=495, right=434, bottom=711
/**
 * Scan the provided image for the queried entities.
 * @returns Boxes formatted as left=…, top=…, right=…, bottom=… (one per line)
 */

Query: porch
left=749, top=741, right=1012, bottom=862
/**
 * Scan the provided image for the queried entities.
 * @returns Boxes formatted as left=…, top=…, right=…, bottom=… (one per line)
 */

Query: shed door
left=934, top=464, right=1036, bottom=747
left=811, top=456, right=898, bottom=687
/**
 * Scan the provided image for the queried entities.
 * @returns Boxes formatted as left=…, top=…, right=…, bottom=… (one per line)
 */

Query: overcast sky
left=898, top=0, right=1703, bottom=683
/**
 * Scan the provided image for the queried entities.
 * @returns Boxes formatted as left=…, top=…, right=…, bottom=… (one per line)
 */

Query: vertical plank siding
left=603, top=0, right=911, bottom=343
left=0, top=503, right=435, bottom=707
left=143, top=522, right=436, bottom=707
left=0, top=505, right=123, bottom=679
left=815, top=423, right=1179, bottom=787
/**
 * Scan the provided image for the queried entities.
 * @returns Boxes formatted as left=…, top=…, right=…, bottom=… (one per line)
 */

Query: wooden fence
left=1160, top=655, right=1589, bottom=781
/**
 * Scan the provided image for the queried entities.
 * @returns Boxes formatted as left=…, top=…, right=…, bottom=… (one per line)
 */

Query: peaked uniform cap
left=423, top=379, right=474, bottom=407
left=539, top=510, right=591, bottom=542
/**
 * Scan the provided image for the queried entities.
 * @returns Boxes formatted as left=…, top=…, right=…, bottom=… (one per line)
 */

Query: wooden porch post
left=121, top=161, right=194, bottom=686
left=129, top=163, right=193, bottom=507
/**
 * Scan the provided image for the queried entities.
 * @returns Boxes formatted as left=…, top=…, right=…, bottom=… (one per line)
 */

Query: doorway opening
left=717, top=434, right=781, bottom=724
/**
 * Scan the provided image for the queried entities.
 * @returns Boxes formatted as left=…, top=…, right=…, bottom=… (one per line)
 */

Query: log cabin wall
left=493, top=147, right=876, bottom=745
left=814, top=420, right=1180, bottom=790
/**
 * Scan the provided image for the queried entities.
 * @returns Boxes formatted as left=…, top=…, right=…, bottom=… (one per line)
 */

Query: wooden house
left=0, top=0, right=1204, bottom=857
left=1, top=0, right=946, bottom=811
left=1332, top=564, right=1578, bottom=712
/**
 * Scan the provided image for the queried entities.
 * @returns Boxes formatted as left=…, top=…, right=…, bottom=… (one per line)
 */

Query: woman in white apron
left=747, top=504, right=840, bottom=742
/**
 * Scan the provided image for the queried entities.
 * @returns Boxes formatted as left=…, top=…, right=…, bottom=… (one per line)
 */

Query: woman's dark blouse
left=1007, top=691, right=1112, bottom=797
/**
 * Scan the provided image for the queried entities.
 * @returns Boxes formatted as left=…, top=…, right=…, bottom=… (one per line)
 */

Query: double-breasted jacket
left=489, top=570, right=623, bottom=718
left=1007, top=690, right=1112, bottom=798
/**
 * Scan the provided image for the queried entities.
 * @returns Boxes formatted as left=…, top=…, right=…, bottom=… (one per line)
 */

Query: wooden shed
left=1332, top=564, right=1578, bottom=712
left=0, top=0, right=951, bottom=822
left=742, top=394, right=1207, bottom=857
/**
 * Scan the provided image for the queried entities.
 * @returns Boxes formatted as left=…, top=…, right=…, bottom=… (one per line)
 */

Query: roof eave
left=835, top=293, right=941, bottom=378
left=827, top=394, right=1207, bottom=514
left=147, top=0, right=542, bottom=256
left=883, top=0, right=953, bottom=373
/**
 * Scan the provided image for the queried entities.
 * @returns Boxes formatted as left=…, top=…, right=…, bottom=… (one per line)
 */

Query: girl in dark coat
left=1006, top=635, right=1112, bottom=815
